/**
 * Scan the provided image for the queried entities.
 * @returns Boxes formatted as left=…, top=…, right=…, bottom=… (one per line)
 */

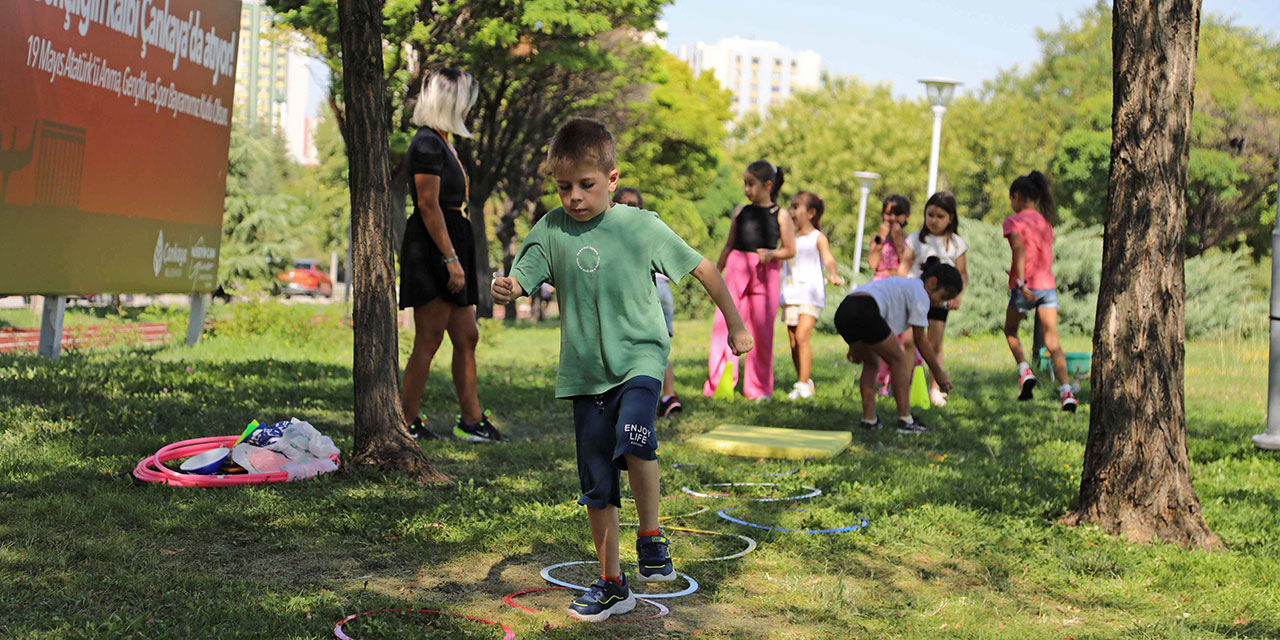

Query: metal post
left=1255, top=142, right=1280, bottom=450
left=37, top=294, right=65, bottom=359
left=926, top=105, right=946, bottom=199
left=851, top=171, right=880, bottom=287
left=186, top=293, right=209, bottom=347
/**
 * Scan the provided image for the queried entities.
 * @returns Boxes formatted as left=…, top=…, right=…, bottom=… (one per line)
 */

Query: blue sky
left=660, top=0, right=1280, bottom=99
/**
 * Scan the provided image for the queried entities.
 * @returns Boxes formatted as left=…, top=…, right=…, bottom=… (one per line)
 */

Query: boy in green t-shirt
left=492, top=118, right=752, bottom=622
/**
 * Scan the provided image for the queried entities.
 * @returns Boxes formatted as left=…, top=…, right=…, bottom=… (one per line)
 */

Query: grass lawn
left=1, top=302, right=1277, bottom=639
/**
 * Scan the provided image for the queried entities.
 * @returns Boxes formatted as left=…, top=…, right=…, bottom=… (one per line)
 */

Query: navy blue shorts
left=572, top=375, right=662, bottom=509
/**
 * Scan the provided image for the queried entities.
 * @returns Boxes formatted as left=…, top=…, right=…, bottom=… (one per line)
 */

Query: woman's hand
left=947, top=295, right=962, bottom=310
left=446, top=259, right=465, bottom=293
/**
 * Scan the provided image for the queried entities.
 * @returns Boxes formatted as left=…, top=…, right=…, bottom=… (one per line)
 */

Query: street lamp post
left=1255, top=144, right=1280, bottom=450
left=851, top=171, right=880, bottom=285
left=919, top=77, right=962, bottom=199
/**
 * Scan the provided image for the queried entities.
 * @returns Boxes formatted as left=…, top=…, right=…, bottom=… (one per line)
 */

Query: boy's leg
left=662, top=362, right=676, bottom=398
left=402, top=298, right=453, bottom=426
left=624, top=456, right=660, bottom=533
left=612, top=377, right=674, bottom=583
left=568, top=391, right=636, bottom=622
left=586, top=505, right=621, bottom=579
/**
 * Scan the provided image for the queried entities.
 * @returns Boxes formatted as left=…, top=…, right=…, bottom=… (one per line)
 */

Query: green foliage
left=1185, top=248, right=1268, bottom=339
left=220, top=125, right=307, bottom=290
left=209, top=298, right=349, bottom=344
left=1050, top=127, right=1111, bottom=226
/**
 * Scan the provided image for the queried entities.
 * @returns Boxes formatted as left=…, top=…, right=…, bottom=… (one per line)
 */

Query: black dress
left=399, top=127, right=478, bottom=309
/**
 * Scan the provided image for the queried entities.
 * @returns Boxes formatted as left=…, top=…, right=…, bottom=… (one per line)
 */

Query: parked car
left=276, top=259, right=333, bottom=298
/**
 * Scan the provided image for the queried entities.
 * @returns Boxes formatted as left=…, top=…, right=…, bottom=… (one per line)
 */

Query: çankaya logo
left=576, top=246, right=601, bottom=273
left=153, top=230, right=218, bottom=280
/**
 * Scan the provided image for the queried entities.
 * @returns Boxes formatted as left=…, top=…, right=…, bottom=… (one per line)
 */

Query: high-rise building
left=234, top=0, right=318, bottom=165
left=678, top=37, right=821, bottom=120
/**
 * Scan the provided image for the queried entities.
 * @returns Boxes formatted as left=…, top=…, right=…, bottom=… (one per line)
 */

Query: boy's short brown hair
left=547, top=117, right=616, bottom=174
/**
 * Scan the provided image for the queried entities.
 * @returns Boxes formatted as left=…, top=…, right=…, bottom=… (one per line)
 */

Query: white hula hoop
left=539, top=561, right=700, bottom=599
left=682, top=482, right=822, bottom=502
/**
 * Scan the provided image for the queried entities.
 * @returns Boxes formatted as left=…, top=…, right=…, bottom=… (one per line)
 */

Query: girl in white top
left=898, top=191, right=968, bottom=406
left=781, top=191, right=842, bottom=400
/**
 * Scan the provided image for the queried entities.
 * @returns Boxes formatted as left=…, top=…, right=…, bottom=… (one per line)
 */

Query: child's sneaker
left=658, top=394, right=683, bottom=417
left=896, top=417, right=929, bottom=435
left=407, top=417, right=439, bottom=440
left=859, top=417, right=884, bottom=430
left=1060, top=389, right=1078, bottom=413
left=453, top=410, right=506, bottom=442
left=636, top=533, right=676, bottom=582
left=567, top=574, right=636, bottom=622
left=786, top=380, right=815, bottom=400
left=1017, top=367, right=1038, bottom=400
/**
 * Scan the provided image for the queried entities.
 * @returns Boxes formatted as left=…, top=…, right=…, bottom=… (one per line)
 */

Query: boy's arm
left=490, top=275, right=524, bottom=305
left=691, top=259, right=753, bottom=355
left=913, top=325, right=951, bottom=392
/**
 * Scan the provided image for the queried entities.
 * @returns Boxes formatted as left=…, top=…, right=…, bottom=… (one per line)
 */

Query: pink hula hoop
left=132, top=435, right=340, bottom=487
left=333, top=607, right=515, bottom=640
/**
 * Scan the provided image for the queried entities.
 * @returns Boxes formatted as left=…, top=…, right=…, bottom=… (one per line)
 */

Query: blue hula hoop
left=716, top=507, right=869, bottom=534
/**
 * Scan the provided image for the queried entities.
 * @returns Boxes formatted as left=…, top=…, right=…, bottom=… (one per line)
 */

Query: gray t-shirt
left=850, top=276, right=930, bottom=335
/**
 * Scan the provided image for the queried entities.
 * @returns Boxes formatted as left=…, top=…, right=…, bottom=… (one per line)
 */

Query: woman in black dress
left=400, top=67, right=504, bottom=442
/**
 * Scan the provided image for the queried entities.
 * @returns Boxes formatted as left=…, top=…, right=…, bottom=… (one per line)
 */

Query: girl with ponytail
left=1003, top=170, right=1076, bottom=412
left=706, top=160, right=796, bottom=400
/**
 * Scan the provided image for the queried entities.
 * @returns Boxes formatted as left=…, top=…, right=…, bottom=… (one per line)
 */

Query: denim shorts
left=571, top=375, right=661, bottom=509
left=1009, top=288, right=1059, bottom=313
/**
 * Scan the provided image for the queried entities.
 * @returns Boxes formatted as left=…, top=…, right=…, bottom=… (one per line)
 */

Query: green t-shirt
left=509, top=203, right=705, bottom=398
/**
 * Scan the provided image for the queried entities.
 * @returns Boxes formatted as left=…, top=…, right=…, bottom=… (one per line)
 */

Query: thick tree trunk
left=337, top=0, right=448, bottom=482
left=1061, top=0, right=1216, bottom=549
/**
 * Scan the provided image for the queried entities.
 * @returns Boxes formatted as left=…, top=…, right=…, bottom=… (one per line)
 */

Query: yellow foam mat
left=685, top=424, right=852, bottom=460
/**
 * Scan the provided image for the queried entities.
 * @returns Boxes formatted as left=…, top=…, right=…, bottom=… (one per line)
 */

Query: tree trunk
left=1061, top=0, right=1216, bottom=549
left=337, top=0, right=448, bottom=483
left=469, top=191, right=494, bottom=318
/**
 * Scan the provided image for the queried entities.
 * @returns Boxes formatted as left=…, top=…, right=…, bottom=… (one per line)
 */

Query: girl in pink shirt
left=1002, top=170, right=1076, bottom=412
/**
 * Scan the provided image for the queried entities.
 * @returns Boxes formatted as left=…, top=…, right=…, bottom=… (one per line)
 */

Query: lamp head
left=919, top=77, right=962, bottom=107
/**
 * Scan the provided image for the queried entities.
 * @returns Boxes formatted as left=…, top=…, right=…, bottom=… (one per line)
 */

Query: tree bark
left=1061, top=0, right=1216, bottom=549
left=337, top=0, right=448, bottom=483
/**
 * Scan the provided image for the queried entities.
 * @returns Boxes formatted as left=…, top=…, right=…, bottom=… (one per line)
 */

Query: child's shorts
left=1008, top=288, right=1059, bottom=313
left=782, top=303, right=822, bottom=327
left=572, top=375, right=662, bottom=509
left=833, top=294, right=892, bottom=345
left=655, top=277, right=675, bottom=337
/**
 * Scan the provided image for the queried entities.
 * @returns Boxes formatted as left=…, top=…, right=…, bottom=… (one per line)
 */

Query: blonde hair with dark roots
left=547, top=118, right=616, bottom=175
left=412, top=68, right=479, bottom=137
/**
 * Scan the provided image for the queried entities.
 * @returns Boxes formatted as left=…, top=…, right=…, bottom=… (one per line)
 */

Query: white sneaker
left=799, top=380, right=815, bottom=398
left=787, top=380, right=815, bottom=400
left=787, top=382, right=805, bottom=400
left=929, top=387, right=947, bottom=407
